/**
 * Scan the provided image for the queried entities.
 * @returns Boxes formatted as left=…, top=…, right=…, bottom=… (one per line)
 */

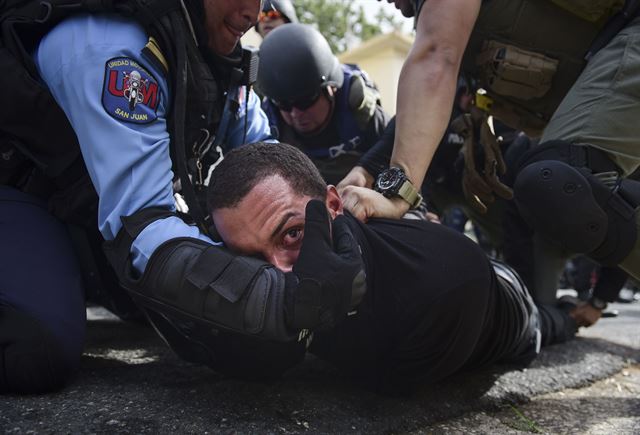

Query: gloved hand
left=451, top=107, right=513, bottom=214
left=288, top=200, right=367, bottom=331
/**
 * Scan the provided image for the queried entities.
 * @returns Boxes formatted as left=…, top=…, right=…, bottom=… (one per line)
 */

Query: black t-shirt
left=309, top=215, right=525, bottom=390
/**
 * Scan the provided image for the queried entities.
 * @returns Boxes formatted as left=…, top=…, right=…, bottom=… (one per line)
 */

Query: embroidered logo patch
left=102, top=57, right=160, bottom=124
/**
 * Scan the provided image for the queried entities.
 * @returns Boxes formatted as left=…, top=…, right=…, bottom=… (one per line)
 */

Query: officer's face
left=212, top=175, right=342, bottom=271
left=204, top=0, right=260, bottom=55
left=279, top=89, right=333, bottom=135
left=256, top=10, right=287, bottom=38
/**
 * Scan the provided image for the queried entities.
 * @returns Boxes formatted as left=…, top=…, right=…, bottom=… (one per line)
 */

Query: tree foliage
left=293, top=0, right=403, bottom=54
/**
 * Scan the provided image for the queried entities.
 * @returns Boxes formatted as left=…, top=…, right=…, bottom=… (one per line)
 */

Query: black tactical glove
left=451, top=107, right=513, bottom=214
left=288, top=200, right=367, bottom=331
left=104, top=203, right=366, bottom=349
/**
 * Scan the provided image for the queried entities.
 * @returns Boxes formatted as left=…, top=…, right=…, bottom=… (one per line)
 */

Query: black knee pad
left=0, top=306, right=77, bottom=394
left=590, top=177, right=639, bottom=265
left=514, top=160, right=638, bottom=265
left=514, top=160, right=608, bottom=253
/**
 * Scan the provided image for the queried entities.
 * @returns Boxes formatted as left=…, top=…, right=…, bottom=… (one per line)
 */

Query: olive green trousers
left=541, top=17, right=640, bottom=285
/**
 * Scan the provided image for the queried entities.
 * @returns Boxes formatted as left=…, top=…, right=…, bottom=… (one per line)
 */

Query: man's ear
left=325, top=185, right=343, bottom=219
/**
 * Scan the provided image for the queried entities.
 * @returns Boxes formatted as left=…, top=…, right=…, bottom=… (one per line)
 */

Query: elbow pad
left=119, top=237, right=299, bottom=343
left=104, top=225, right=299, bottom=347
left=101, top=204, right=365, bottom=370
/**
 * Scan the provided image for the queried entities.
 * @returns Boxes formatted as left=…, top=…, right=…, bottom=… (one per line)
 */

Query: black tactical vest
left=462, top=0, right=625, bottom=136
left=0, top=0, right=226, bottom=228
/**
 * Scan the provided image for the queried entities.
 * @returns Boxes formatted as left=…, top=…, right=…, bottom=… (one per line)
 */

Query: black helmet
left=262, top=0, right=298, bottom=23
left=257, top=23, right=344, bottom=104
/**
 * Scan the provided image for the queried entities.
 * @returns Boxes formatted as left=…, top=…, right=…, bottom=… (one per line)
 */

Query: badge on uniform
left=102, top=57, right=160, bottom=124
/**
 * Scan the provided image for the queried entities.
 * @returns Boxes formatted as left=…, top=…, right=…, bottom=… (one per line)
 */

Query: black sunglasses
left=271, top=91, right=321, bottom=112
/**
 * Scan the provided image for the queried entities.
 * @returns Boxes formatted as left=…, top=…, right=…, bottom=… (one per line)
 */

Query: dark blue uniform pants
left=0, top=186, right=86, bottom=393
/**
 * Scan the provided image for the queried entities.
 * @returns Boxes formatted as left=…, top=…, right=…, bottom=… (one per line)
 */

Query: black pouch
left=476, top=40, right=559, bottom=101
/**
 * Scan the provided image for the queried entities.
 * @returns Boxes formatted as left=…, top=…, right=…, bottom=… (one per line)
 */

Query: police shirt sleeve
left=33, top=15, right=213, bottom=274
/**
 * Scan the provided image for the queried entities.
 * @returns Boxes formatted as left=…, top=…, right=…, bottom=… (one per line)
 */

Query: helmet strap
left=323, top=85, right=336, bottom=102
left=319, top=86, right=337, bottom=131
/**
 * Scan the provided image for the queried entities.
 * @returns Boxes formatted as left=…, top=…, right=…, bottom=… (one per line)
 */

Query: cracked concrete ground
left=2, top=299, right=639, bottom=434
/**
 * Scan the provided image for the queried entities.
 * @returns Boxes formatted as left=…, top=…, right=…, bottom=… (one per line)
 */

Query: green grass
left=507, top=404, right=543, bottom=433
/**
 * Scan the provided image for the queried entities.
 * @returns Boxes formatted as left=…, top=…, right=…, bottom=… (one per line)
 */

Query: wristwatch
left=588, top=296, right=608, bottom=311
left=374, top=167, right=423, bottom=209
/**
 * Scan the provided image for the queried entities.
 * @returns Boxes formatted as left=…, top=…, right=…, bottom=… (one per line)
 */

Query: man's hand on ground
left=340, top=186, right=409, bottom=222
left=569, top=302, right=603, bottom=327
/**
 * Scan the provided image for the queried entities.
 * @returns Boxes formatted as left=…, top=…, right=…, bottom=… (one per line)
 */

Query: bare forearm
left=392, top=46, right=459, bottom=186
left=391, top=0, right=481, bottom=187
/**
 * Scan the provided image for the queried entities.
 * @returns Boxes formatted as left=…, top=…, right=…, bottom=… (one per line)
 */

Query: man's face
left=212, top=175, right=342, bottom=271
left=387, top=0, right=415, bottom=17
left=279, top=90, right=333, bottom=135
left=203, top=0, right=261, bottom=55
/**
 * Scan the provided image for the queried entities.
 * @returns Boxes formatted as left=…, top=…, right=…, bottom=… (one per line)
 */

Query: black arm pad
left=102, top=203, right=366, bottom=354
left=112, top=237, right=300, bottom=343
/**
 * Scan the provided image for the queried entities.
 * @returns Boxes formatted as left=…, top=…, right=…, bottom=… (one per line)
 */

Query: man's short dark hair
left=207, top=142, right=327, bottom=211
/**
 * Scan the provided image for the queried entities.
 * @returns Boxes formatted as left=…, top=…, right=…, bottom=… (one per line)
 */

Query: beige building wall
left=339, top=31, right=414, bottom=116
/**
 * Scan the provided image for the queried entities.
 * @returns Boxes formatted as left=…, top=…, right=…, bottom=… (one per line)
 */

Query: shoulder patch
left=102, top=57, right=160, bottom=124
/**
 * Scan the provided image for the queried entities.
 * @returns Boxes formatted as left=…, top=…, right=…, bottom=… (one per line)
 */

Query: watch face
left=377, top=171, right=398, bottom=190
left=374, top=167, right=421, bottom=207
left=376, top=167, right=404, bottom=193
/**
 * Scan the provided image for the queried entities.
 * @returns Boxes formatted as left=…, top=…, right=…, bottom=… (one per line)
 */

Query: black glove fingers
left=302, top=199, right=331, bottom=243
left=294, top=200, right=332, bottom=272
left=289, top=205, right=367, bottom=331
left=331, top=215, right=360, bottom=260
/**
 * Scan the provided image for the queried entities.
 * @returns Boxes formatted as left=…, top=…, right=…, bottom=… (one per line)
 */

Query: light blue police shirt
left=34, top=14, right=272, bottom=273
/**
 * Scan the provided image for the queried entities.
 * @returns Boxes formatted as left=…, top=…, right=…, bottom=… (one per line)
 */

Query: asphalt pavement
left=2, top=295, right=639, bottom=434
